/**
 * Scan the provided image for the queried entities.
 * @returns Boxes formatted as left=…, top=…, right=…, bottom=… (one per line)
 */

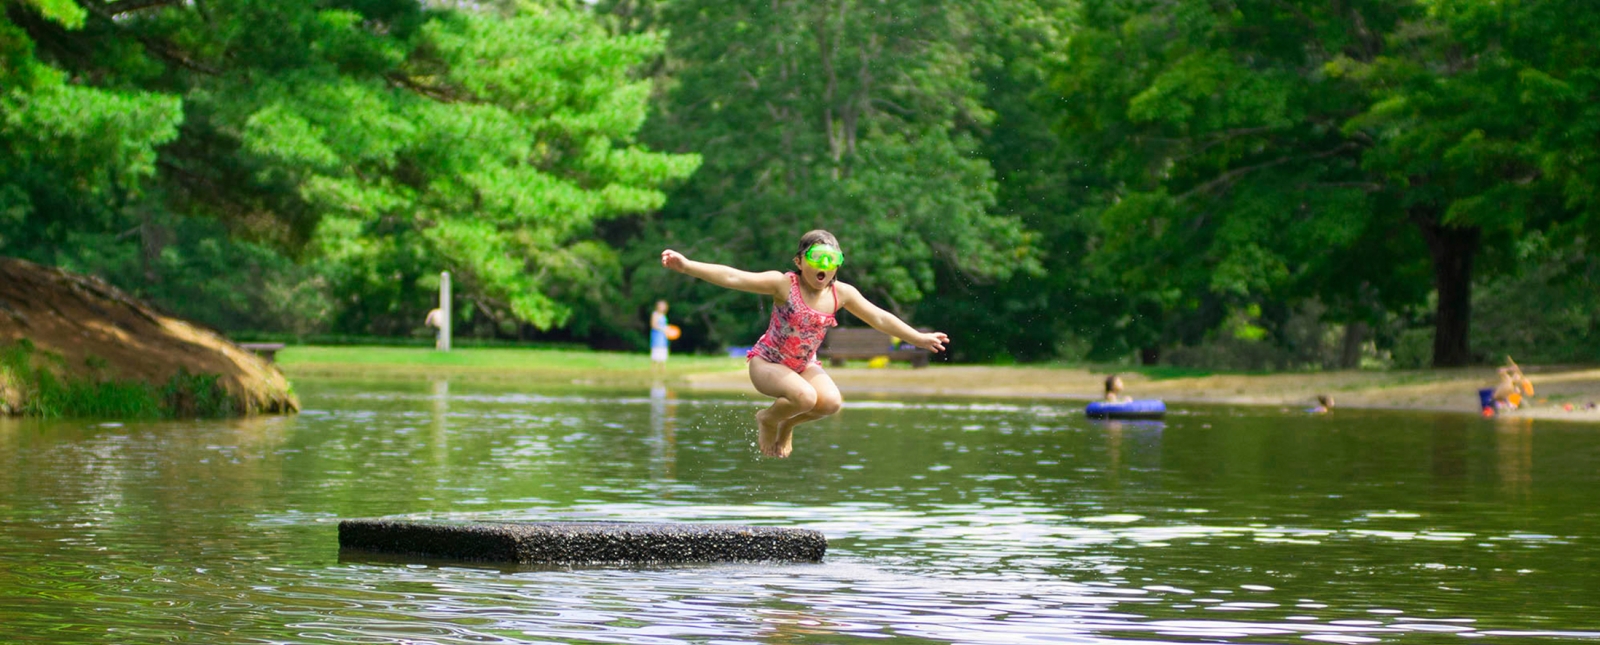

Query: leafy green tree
left=912, top=0, right=1118, bottom=363
left=1338, top=0, right=1600, bottom=365
left=1046, top=0, right=1597, bottom=367
left=4, top=0, right=697, bottom=336
left=1, top=0, right=183, bottom=259
left=7, top=0, right=1596, bottom=365
left=602, top=0, right=1036, bottom=348
left=1046, top=0, right=1408, bottom=363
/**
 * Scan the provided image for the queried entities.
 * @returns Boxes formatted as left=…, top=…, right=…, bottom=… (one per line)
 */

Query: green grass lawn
left=275, top=346, right=746, bottom=380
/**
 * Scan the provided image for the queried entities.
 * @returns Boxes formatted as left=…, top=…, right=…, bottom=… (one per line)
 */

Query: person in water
left=1104, top=374, right=1131, bottom=403
left=661, top=230, right=949, bottom=458
left=1309, top=394, right=1334, bottom=414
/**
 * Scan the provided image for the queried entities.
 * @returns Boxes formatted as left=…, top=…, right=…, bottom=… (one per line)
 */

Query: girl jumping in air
left=661, top=230, right=949, bottom=458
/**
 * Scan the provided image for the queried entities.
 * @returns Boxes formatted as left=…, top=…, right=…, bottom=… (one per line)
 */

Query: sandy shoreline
left=685, top=364, right=1600, bottom=424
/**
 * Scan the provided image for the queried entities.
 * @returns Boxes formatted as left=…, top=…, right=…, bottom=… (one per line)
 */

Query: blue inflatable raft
left=1086, top=399, right=1167, bottom=419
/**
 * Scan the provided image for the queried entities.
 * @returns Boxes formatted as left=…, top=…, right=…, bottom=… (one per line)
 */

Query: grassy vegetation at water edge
left=275, top=346, right=748, bottom=379
left=0, top=339, right=236, bottom=418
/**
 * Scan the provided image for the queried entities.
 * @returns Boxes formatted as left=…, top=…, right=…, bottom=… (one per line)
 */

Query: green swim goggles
left=802, top=244, right=844, bottom=271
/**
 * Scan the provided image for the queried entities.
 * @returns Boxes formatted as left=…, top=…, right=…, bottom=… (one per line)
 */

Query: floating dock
left=338, top=518, right=827, bottom=565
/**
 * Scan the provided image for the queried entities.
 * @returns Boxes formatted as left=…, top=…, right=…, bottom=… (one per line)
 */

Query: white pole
left=439, top=271, right=452, bottom=352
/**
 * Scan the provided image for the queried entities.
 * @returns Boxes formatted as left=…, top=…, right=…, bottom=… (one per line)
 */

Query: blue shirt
left=650, top=312, right=668, bottom=349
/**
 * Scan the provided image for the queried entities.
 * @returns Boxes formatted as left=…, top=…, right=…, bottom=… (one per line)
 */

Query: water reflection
left=1090, top=419, right=1164, bottom=487
left=1430, top=415, right=1469, bottom=484
left=2, top=382, right=1600, bottom=644
left=431, top=379, right=450, bottom=468
left=1495, top=417, right=1533, bottom=500
left=650, top=382, right=679, bottom=484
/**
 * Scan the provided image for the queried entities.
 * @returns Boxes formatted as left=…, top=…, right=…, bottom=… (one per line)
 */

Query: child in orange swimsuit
left=661, top=230, right=950, bottom=458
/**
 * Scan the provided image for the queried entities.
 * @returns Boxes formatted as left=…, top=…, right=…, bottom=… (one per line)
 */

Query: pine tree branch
left=384, top=73, right=462, bottom=103
left=102, top=0, right=183, bottom=17
left=81, top=1, right=220, bottom=74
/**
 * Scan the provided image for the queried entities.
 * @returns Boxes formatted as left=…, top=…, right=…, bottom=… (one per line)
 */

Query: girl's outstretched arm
left=661, top=249, right=788, bottom=297
left=836, top=282, right=949, bottom=353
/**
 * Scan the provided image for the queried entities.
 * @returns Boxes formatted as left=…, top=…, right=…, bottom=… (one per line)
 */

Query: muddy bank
left=0, top=257, right=298, bottom=416
left=685, top=364, right=1600, bottom=423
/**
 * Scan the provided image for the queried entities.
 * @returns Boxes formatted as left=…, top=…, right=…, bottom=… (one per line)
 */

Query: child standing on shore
left=648, top=300, right=670, bottom=374
left=661, top=230, right=949, bottom=457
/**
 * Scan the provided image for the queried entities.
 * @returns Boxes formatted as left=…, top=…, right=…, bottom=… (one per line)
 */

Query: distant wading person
left=1104, top=374, right=1131, bottom=403
left=661, top=230, right=949, bottom=458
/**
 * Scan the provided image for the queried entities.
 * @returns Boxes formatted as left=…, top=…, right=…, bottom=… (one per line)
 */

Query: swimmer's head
left=1105, top=374, right=1124, bottom=393
left=793, top=229, right=842, bottom=288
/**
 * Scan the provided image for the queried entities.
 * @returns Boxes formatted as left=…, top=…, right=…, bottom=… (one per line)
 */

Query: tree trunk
left=1338, top=321, right=1368, bottom=369
left=139, top=207, right=164, bottom=285
left=1415, top=214, right=1479, bottom=368
left=1139, top=345, right=1160, bottom=366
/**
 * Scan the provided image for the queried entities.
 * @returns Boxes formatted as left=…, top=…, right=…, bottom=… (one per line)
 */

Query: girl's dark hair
left=1104, top=374, right=1120, bottom=393
left=795, top=229, right=842, bottom=259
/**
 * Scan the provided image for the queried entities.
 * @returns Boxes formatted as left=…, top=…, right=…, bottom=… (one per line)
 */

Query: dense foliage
left=3, top=0, right=1596, bottom=367
left=604, top=0, right=1038, bottom=348
left=3, top=0, right=696, bottom=338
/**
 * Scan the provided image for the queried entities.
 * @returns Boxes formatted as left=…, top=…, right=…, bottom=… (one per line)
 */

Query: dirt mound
left=0, top=257, right=298, bottom=415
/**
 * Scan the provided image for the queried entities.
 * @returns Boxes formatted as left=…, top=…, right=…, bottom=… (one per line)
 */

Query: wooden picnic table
left=819, top=328, right=932, bottom=368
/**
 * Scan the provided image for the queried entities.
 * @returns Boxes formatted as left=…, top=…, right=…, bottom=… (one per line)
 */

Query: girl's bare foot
left=755, top=408, right=785, bottom=457
left=774, top=425, right=795, bottom=458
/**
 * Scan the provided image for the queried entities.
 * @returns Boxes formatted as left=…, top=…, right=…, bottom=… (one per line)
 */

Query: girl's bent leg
left=748, top=358, right=819, bottom=457
left=773, top=366, right=841, bottom=457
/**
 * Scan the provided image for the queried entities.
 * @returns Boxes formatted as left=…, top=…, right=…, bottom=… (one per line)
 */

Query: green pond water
left=2, top=377, right=1599, bottom=644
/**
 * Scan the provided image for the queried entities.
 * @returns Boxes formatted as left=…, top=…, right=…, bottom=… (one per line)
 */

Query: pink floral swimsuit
left=748, top=272, right=838, bottom=372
